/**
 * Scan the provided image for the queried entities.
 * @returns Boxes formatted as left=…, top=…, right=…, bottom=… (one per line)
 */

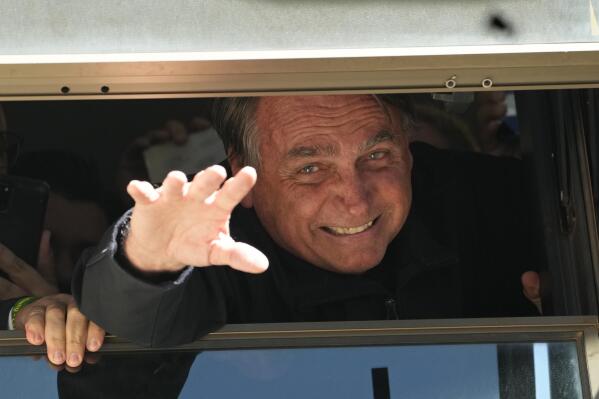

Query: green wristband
left=11, top=296, right=38, bottom=328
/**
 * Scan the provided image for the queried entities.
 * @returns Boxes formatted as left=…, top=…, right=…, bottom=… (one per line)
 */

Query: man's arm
left=73, top=220, right=229, bottom=347
left=74, top=166, right=269, bottom=347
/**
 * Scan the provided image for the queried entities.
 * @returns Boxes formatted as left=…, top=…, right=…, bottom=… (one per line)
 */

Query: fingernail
left=33, top=333, right=43, bottom=345
left=69, top=353, right=81, bottom=366
left=53, top=351, right=64, bottom=364
left=88, top=339, right=99, bottom=351
left=27, top=331, right=42, bottom=345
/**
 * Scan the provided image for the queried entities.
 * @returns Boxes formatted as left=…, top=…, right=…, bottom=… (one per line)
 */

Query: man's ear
left=229, top=152, right=254, bottom=209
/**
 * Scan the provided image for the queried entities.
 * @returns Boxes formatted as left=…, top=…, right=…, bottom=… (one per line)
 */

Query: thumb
left=208, top=234, right=269, bottom=274
left=37, top=230, right=58, bottom=287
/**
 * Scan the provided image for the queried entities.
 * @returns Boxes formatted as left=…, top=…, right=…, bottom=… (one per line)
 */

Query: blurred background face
left=248, top=95, right=413, bottom=274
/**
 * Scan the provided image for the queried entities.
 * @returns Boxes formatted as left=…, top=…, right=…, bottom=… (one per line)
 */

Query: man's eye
left=368, top=151, right=387, bottom=160
left=299, top=165, right=319, bottom=174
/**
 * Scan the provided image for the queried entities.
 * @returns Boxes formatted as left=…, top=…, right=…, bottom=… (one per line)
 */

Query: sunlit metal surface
left=0, top=0, right=597, bottom=55
left=3, top=44, right=599, bottom=99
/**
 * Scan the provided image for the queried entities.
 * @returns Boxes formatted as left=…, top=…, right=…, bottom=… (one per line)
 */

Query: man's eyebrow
left=286, top=144, right=336, bottom=159
left=360, top=131, right=397, bottom=152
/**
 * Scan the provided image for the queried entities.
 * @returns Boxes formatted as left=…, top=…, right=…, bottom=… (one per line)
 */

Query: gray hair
left=211, top=95, right=414, bottom=169
left=211, top=97, right=261, bottom=168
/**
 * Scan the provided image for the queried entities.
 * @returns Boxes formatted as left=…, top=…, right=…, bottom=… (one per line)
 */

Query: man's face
left=245, top=95, right=413, bottom=274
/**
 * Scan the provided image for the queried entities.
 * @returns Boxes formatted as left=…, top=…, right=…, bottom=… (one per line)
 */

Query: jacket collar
left=264, top=212, right=459, bottom=312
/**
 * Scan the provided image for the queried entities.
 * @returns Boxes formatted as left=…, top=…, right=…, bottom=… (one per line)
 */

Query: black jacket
left=73, top=143, right=538, bottom=347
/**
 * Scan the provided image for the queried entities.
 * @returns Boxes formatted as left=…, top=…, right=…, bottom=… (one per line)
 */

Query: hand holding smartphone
left=0, top=175, right=49, bottom=270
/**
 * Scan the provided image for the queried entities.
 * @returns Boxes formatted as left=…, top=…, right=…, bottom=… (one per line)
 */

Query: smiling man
left=72, top=94, right=538, bottom=348
left=246, top=96, right=413, bottom=273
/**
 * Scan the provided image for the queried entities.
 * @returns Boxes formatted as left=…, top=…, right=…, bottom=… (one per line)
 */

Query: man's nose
left=333, top=170, right=370, bottom=216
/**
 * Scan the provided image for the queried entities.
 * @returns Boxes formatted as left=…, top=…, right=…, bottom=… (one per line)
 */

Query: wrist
left=10, top=296, right=38, bottom=330
left=120, top=217, right=183, bottom=272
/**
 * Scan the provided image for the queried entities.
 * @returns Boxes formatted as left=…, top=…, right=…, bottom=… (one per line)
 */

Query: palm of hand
left=125, top=165, right=268, bottom=274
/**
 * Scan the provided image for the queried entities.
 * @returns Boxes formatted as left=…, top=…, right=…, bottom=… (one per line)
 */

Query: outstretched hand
left=124, top=165, right=269, bottom=274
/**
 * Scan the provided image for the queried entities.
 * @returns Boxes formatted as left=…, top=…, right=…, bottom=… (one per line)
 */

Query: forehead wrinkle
left=281, top=108, right=389, bottom=143
left=286, top=143, right=337, bottom=159
left=301, top=106, right=385, bottom=128
left=268, top=96, right=385, bottom=130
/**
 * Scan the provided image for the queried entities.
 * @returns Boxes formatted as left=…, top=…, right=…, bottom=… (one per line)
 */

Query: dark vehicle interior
left=0, top=89, right=598, bottom=398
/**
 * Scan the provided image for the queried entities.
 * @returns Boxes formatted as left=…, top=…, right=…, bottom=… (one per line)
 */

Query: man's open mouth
left=321, top=217, right=377, bottom=236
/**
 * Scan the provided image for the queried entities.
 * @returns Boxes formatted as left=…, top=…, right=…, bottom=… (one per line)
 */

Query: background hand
left=521, top=271, right=543, bottom=314
left=115, top=118, right=210, bottom=208
left=125, top=165, right=269, bottom=274
left=0, top=230, right=58, bottom=299
left=14, top=294, right=105, bottom=370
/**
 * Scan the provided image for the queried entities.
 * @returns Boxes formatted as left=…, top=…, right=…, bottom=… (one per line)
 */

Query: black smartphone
left=0, top=175, right=49, bottom=270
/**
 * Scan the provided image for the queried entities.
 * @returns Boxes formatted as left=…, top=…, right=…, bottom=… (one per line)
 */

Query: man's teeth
left=326, top=220, right=374, bottom=235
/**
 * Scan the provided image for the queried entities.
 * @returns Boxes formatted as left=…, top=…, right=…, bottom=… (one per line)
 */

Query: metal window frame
left=0, top=317, right=598, bottom=397
left=2, top=42, right=599, bottom=398
left=3, top=43, right=599, bottom=100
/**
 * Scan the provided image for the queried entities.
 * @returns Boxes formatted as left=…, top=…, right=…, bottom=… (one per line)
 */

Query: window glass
left=0, top=341, right=584, bottom=399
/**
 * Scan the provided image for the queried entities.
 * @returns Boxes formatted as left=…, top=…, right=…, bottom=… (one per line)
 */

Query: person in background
left=0, top=150, right=109, bottom=371
left=395, top=92, right=519, bottom=158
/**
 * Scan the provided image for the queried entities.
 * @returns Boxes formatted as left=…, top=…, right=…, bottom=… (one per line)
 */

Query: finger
left=160, top=171, right=188, bottom=199
left=0, top=276, right=28, bottom=299
left=36, top=230, right=58, bottom=289
left=208, top=234, right=269, bottom=274
left=0, top=237, right=58, bottom=298
left=127, top=180, right=160, bottom=205
left=86, top=321, right=106, bottom=352
left=0, top=241, right=56, bottom=296
left=20, top=304, right=46, bottom=345
left=212, top=166, right=257, bottom=213
left=164, top=120, right=189, bottom=145
left=65, top=302, right=87, bottom=368
left=45, top=302, right=67, bottom=365
left=188, top=165, right=228, bottom=201
left=521, top=271, right=541, bottom=300
left=0, top=242, right=30, bottom=279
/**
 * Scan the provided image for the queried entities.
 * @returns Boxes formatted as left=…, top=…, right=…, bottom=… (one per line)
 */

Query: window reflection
left=0, top=341, right=583, bottom=399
